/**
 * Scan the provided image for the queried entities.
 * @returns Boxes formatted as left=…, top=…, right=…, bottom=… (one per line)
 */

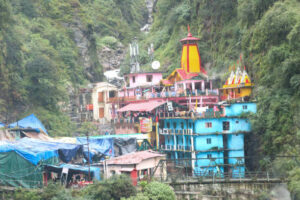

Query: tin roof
left=117, top=99, right=167, bottom=112
left=106, top=150, right=165, bottom=165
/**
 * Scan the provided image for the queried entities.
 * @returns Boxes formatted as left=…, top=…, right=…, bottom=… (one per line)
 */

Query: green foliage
left=123, top=181, right=175, bottom=200
left=0, top=0, right=146, bottom=135
left=81, top=174, right=136, bottom=200
left=143, top=181, right=175, bottom=200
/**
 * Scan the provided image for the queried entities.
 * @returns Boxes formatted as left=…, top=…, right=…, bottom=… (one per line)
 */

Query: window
left=208, top=170, right=213, bottom=176
left=206, top=138, right=211, bottom=144
left=205, top=81, right=210, bottom=90
left=236, top=120, right=239, bottom=124
left=205, top=122, right=212, bottom=128
left=243, top=105, right=248, bottom=110
left=172, top=122, right=177, bottom=129
left=207, top=154, right=212, bottom=159
left=146, top=75, right=153, bottom=82
left=195, top=82, right=201, bottom=90
left=109, top=90, right=116, bottom=98
left=181, top=122, right=184, bottom=129
left=238, top=88, right=241, bottom=93
left=189, top=123, right=192, bottom=128
left=223, top=121, right=230, bottom=131
left=132, top=76, right=135, bottom=83
left=167, top=122, right=170, bottom=129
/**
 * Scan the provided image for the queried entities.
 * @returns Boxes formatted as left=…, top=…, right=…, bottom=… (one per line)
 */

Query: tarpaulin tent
left=8, top=114, right=48, bottom=134
left=76, top=138, right=114, bottom=163
left=0, top=138, right=83, bottom=188
left=45, top=163, right=101, bottom=181
left=113, top=138, right=137, bottom=157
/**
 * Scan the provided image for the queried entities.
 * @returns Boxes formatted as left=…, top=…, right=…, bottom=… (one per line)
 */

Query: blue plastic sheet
left=0, top=138, right=83, bottom=165
left=76, top=137, right=114, bottom=162
left=47, top=163, right=101, bottom=180
left=0, top=122, right=4, bottom=128
left=8, top=114, right=48, bottom=134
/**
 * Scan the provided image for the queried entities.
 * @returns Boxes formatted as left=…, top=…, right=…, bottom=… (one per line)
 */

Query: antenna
left=151, top=61, right=160, bottom=70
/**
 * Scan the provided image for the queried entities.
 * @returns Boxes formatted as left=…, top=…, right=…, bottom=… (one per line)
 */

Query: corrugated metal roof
left=106, top=150, right=165, bottom=165
left=117, top=100, right=167, bottom=112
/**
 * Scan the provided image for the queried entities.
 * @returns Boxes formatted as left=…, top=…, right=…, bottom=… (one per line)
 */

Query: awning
left=117, top=100, right=167, bottom=112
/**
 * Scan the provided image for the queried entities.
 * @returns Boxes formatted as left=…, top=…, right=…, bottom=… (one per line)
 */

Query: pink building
left=125, top=72, right=163, bottom=88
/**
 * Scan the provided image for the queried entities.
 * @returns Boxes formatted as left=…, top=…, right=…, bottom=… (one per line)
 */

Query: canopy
left=117, top=100, right=167, bottom=112
left=8, top=114, right=48, bottom=134
left=45, top=163, right=101, bottom=180
left=76, top=138, right=114, bottom=162
left=0, top=138, right=83, bottom=165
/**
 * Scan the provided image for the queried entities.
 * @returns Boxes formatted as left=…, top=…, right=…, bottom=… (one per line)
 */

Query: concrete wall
left=194, top=118, right=251, bottom=134
left=126, top=73, right=162, bottom=88
left=92, top=82, right=117, bottom=122
left=195, top=152, right=224, bottom=168
left=224, top=102, right=257, bottom=117
left=227, top=134, right=244, bottom=150
left=195, top=135, right=223, bottom=151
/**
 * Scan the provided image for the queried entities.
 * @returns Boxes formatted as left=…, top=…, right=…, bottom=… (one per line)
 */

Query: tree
left=25, top=55, right=66, bottom=110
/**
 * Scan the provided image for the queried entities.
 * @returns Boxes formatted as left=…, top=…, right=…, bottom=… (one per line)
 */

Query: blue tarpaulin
left=0, top=122, right=4, bottom=128
left=8, top=114, right=48, bottom=134
left=46, top=164, right=101, bottom=180
left=0, top=138, right=83, bottom=165
left=76, top=137, right=114, bottom=162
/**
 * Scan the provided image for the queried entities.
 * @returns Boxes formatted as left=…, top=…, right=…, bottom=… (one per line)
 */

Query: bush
left=144, top=181, right=176, bottom=200
left=82, top=174, right=136, bottom=200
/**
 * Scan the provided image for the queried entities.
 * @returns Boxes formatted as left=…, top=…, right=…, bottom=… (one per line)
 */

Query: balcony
left=159, top=110, right=224, bottom=119
left=159, top=128, right=193, bottom=135
left=160, top=145, right=192, bottom=152
left=114, top=89, right=219, bottom=103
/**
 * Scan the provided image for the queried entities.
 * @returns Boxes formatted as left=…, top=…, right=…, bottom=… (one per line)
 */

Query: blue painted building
left=159, top=102, right=256, bottom=178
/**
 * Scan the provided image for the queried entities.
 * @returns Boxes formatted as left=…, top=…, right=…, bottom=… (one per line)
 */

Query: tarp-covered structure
left=76, top=134, right=143, bottom=161
left=0, top=122, right=4, bottom=128
left=8, top=114, right=48, bottom=134
left=45, top=163, right=101, bottom=181
left=0, top=138, right=83, bottom=188
left=77, top=138, right=114, bottom=162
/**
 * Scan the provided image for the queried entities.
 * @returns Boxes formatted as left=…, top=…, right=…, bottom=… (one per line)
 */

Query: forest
left=0, top=0, right=300, bottom=198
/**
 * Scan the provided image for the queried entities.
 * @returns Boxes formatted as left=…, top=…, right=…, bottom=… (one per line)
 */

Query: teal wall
left=224, top=102, right=257, bottom=116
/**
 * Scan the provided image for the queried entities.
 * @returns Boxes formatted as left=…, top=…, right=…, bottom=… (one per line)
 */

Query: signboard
left=140, top=117, right=152, bottom=133
left=167, top=102, right=173, bottom=111
left=62, top=167, right=69, bottom=174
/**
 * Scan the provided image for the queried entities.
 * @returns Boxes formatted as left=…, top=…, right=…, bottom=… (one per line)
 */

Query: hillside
left=138, top=0, right=300, bottom=196
left=0, top=0, right=147, bottom=135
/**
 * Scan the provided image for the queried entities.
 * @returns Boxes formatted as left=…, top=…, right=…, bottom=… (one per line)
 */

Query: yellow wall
left=222, top=87, right=252, bottom=99
left=181, top=44, right=201, bottom=73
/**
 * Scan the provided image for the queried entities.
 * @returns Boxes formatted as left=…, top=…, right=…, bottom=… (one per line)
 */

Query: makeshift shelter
left=76, top=137, right=114, bottom=163
left=8, top=114, right=48, bottom=134
left=0, top=138, right=83, bottom=188
left=45, top=163, right=101, bottom=181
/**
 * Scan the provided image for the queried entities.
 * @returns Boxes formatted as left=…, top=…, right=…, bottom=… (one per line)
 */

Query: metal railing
left=111, top=89, right=219, bottom=103
left=158, top=111, right=224, bottom=119
left=150, top=156, right=286, bottom=183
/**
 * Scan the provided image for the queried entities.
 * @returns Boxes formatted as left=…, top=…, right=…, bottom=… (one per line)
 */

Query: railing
left=150, top=157, right=285, bottom=183
left=160, top=128, right=193, bottom=135
left=160, top=145, right=192, bottom=151
left=159, top=111, right=224, bottom=119
left=112, top=89, right=219, bottom=102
